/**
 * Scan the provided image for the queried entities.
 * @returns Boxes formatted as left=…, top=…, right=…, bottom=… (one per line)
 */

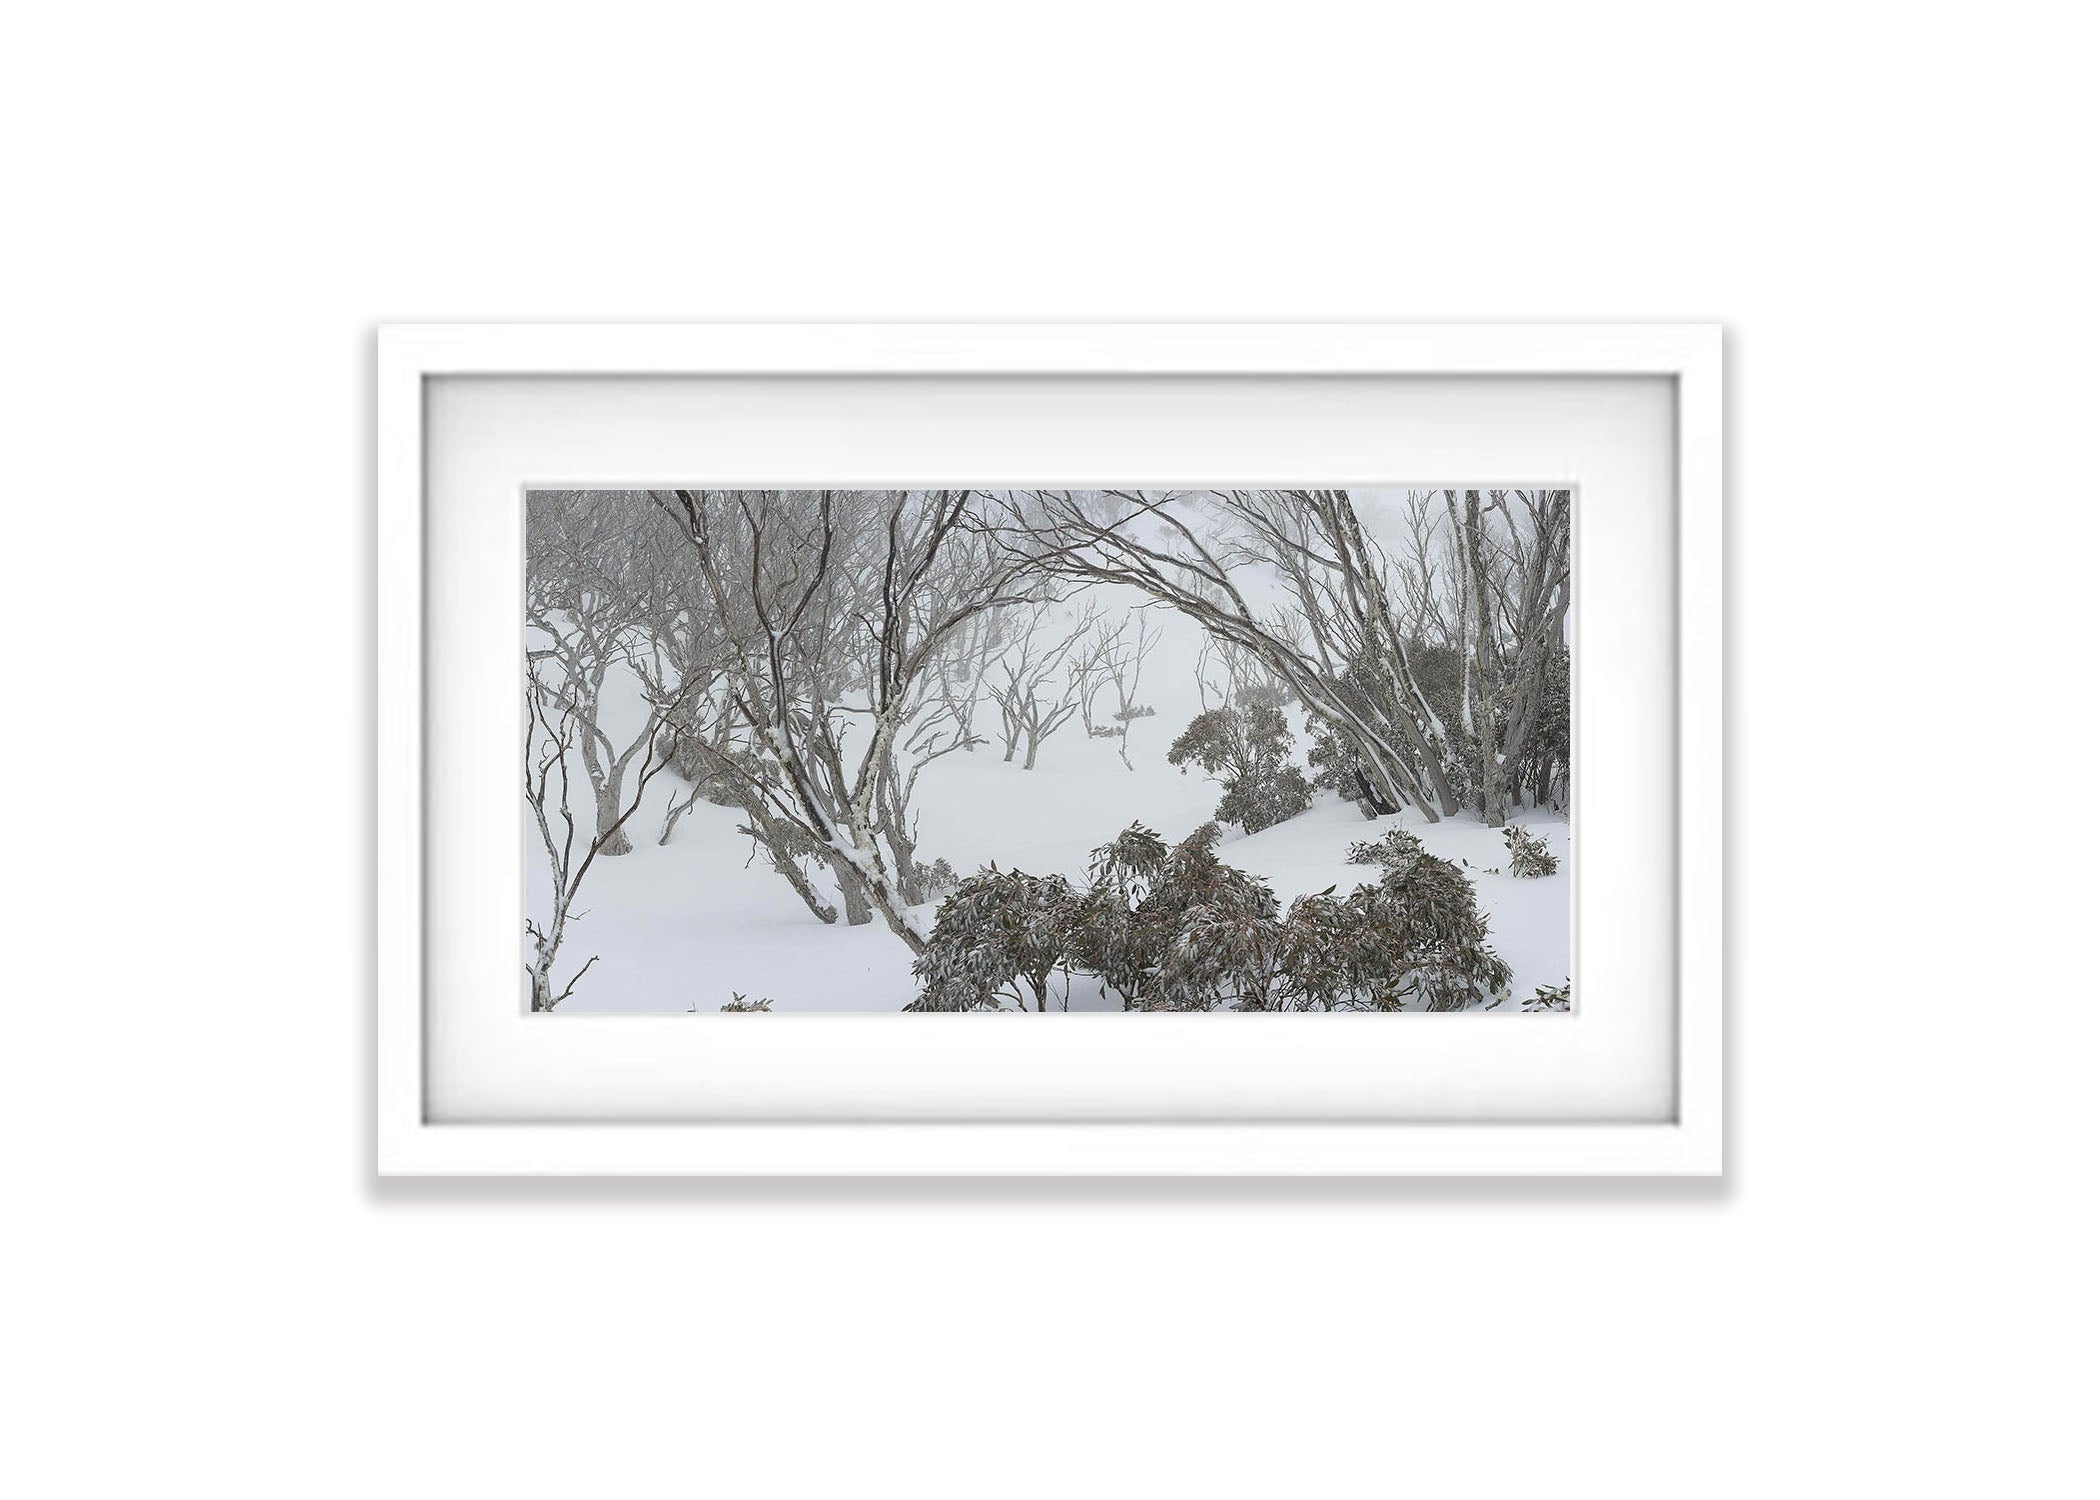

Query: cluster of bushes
left=908, top=821, right=1511, bottom=1013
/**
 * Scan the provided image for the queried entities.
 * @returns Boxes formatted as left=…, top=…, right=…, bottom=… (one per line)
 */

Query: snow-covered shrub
left=1523, top=979, right=1571, bottom=1012
left=1060, top=824, right=1282, bottom=1010
left=1267, top=889, right=1356, bottom=1011
left=908, top=867, right=1077, bottom=1012
left=1501, top=825, right=1558, bottom=878
left=1278, top=853, right=1511, bottom=1011
left=1142, top=823, right=1282, bottom=1010
left=1218, top=760, right=1313, bottom=835
left=720, top=993, right=774, bottom=1012
left=1354, top=854, right=1513, bottom=1010
left=1065, top=823, right=1194, bottom=1006
left=1346, top=826, right=1426, bottom=870
left=1086, top=820, right=1170, bottom=896
left=1167, top=705, right=1312, bottom=834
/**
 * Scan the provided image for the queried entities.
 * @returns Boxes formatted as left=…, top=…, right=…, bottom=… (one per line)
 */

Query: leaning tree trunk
left=1351, top=767, right=1395, bottom=819
left=822, top=847, right=875, bottom=926
left=822, top=836, right=930, bottom=952
left=735, top=797, right=840, bottom=926
left=832, top=732, right=931, bottom=955
left=762, top=838, right=838, bottom=924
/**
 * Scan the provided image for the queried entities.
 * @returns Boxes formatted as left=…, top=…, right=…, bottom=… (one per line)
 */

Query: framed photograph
left=378, top=324, right=1722, bottom=1175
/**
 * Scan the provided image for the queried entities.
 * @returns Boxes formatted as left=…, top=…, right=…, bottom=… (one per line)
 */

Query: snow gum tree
left=1072, top=611, right=1160, bottom=770
left=985, top=487, right=1571, bottom=826
left=648, top=489, right=1041, bottom=953
left=523, top=669, right=677, bottom=1010
left=1445, top=488, right=1572, bottom=825
left=525, top=491, right=671, bottom=855
left=985, top=601, right=1093, bottom=769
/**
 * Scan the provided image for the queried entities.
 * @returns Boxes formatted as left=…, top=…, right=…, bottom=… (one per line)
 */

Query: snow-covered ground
left=530, top=578, right=1571, bottom=1013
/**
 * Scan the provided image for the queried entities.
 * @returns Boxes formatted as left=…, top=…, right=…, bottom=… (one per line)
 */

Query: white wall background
left=5, top=4, right=2092, bottom=1496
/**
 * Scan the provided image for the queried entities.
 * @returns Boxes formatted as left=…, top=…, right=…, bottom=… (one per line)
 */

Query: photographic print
left=525, top=488, right=1571, bottom=1014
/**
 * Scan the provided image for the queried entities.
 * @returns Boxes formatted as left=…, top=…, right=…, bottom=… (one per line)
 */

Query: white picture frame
left=378, top=323, right=1722, bottom=1176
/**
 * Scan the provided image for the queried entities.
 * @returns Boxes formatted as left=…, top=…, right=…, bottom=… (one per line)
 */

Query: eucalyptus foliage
left=909, top=821, right=1511, bottom=1012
